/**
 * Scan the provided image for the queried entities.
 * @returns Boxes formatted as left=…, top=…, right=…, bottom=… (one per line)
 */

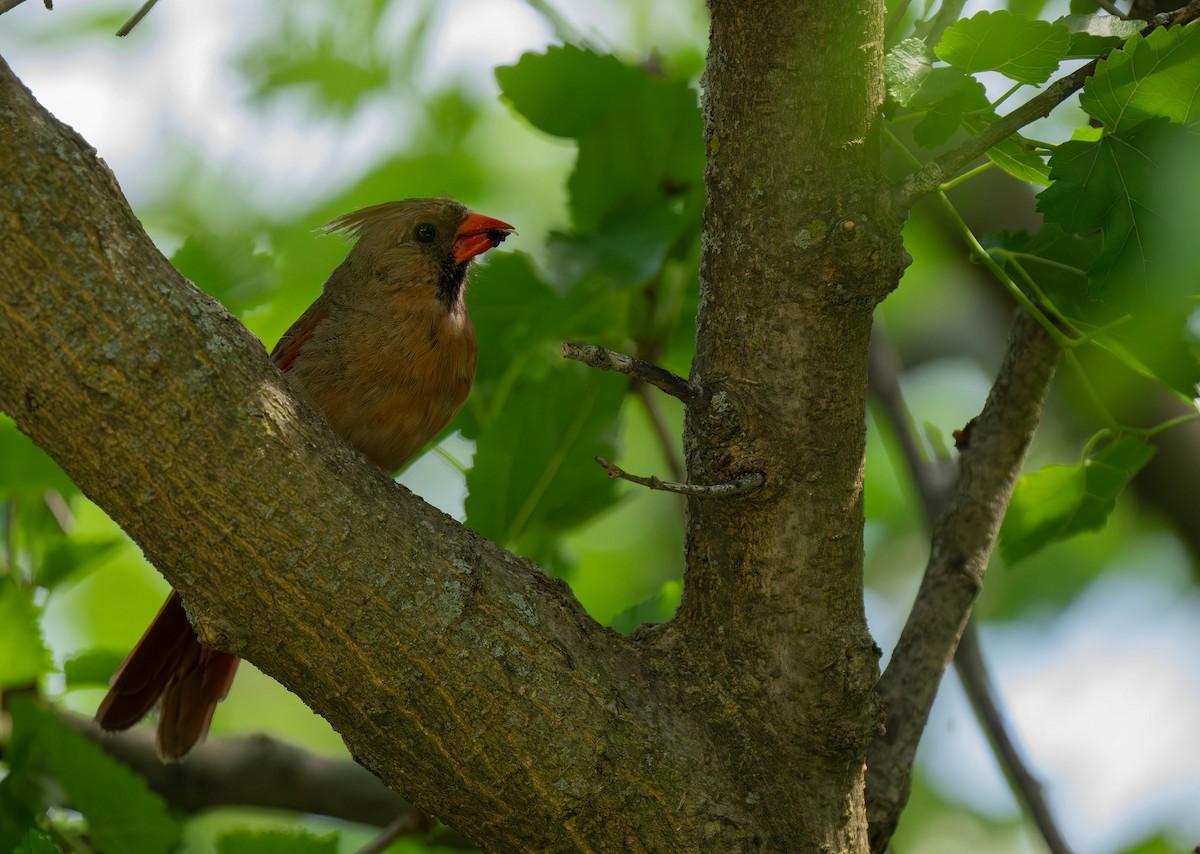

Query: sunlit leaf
left=0, top=418, right=76, bottom=496
left=885, top=38, right=934, bottom=106
left=0, top=581, right=50, bottom=690
left=936, top=10, right=1070, bottom=84
left=1000, top=436, right=1155, bottom=563
left=1057, top=13, right=1144, bottom=58
left=1081, top=25, right=1200, bottom=132
left=216, top=830, right=340, bottom=854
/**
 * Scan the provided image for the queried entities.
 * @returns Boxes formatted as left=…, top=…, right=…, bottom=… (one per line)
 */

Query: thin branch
left=868, top=323, right=1073, bottom=854
left=866, top=311, right=1060, bottom=852
left=57, top=712, right=476, bottom=845
left=562, top=342, right=707, bottom=407
left=116, top=0, right=161, bottom=37
left=595, top=456, right=764, bottom=497
left=0, top=0, right=34, bottom=14
left=956, top=622, right=1074, bottom=854
left=894, top=1, right=1200, bottom=210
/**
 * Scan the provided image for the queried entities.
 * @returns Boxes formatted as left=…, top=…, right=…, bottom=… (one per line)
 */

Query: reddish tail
left=95, top=592, right=239, bottom=760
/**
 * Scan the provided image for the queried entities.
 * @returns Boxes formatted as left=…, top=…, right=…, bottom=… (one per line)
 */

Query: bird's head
left=326, top=198, right=515, bottom=306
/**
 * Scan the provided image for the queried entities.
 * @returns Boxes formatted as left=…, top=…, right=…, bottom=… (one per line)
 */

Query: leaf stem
left=1066, top=352, right=1123, bottom=433
left=939, top=161, right=996, bottom=192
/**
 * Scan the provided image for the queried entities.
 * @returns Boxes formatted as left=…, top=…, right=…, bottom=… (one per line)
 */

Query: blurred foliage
left=1, top=0, right=1199, bottom=852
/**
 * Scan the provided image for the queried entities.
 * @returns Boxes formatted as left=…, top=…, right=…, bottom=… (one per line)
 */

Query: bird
left=94, top=198, right=514, bottom=759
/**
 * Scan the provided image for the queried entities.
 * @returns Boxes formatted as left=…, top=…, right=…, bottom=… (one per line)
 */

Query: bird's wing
left=270, top=303, right=328, bottom=372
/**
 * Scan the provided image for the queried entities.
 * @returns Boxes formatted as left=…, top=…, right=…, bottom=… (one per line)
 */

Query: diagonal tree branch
left=865, top=311, right=1060, bottom=851
left=0, top=53, right=738, bottom=852
left=867, top=324, right=1072, bottom=854
left=894, top=1, right=1200, bottom=210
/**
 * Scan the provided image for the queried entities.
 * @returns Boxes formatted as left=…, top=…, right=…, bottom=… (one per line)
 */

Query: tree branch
left=893, top=2, right=1200, bottom=210
left=867, top=323, right=1072, bottom=854
left=59, top=713, right=476, bottom=845
left=865, top=311, right=1060, bottom=851
left=0, top=53, right=738, bottom=852
left=561, top=342, right=706, bottom=407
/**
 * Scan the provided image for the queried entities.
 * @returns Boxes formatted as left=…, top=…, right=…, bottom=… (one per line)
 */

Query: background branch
left=868, top=324, right=1072, bottom=854
left=59, top=713, right=475, bottom=846
left=865, top=311, right=1060, bottom=850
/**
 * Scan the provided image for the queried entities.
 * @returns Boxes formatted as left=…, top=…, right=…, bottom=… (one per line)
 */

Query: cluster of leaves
left=885, top=6, right=1200, bottom=564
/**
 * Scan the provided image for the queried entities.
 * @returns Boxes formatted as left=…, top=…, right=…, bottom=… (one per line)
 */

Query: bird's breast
left=290, top=291, right=477, bottom=472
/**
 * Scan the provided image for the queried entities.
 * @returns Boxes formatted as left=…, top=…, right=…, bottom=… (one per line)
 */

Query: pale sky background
left=2, top=1, right=1198, bottom=852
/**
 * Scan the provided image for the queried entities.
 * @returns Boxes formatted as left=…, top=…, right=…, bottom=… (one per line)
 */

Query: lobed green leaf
left=1081, top=25, right=1200, bottom=133
left=1000, top=436, right=1155, bottom=563
left=936, top=10, right=1070, bottom=85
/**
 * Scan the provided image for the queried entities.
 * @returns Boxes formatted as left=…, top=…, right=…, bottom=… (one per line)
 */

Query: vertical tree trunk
left=676, top=1, right=903, bottom=847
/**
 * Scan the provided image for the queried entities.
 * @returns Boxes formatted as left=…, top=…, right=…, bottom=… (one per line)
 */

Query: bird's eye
left=414, top=223, right=437, bottom=243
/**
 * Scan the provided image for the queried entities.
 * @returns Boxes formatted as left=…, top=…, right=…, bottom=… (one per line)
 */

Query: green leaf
left=1057, top=13, right=1144, bottom=58
left=63, top=649, right=127, bottom=689
left=0, top=581, right=51, bottom=690
left=983, top=134, right=1051, bottom=185
left=172, top=231, right=277, bottom=316
left=217, top=829, right=340, bottom=854
left=1081, top=25, right=1200, bottom=132
left=1037, top=119, right=1200, bottom=296
left=35, top=537, right=123, bottom=590
left=910, top=67, right=991, bottom=148
left=14, top=828, right=58, bottom=854
left=465, top=363, right=624, bottom=550
left=885, top=38, right=934, bottom=106
left=609, top=580, right=682, bottom=634
left=8, top=697, right=181, bottom=854
left=0, top=417, right=76, bottom=496
left=936, top=10, right=1071, bottom=84
left=545, top=201, right=691, bottom=291
left=1000, top=436, right=1156, bottom=563
left=497, top=46, right=703, bottom=230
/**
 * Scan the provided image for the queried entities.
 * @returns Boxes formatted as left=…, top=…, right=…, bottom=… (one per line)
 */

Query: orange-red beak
left=453, top=211, right=516, bottom=265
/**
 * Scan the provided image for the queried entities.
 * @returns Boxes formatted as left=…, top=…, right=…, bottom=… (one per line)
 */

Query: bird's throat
left=437, top=259, right=469, bottom=310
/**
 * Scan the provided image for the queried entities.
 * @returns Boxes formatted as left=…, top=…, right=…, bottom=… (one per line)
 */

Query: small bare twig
left=595, top=456, right=763, bottom=497
left=116, top=0, right=161, bottom=36
left=562, top=342, right=707, bottom=407
left=894, top=0, right=1200, bottom=210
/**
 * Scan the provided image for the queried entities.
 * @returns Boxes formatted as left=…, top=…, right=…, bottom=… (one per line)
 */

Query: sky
left=3, top=1, right=1199, bottom=851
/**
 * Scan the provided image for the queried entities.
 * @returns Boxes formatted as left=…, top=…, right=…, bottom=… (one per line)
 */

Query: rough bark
left=669, top=1, right=904, bottom=849
left=0, top=0, right=907, bottom=849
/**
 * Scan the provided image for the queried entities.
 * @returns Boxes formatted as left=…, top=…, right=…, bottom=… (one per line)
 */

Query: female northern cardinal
left=95, top=198, right=514, bottom=759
